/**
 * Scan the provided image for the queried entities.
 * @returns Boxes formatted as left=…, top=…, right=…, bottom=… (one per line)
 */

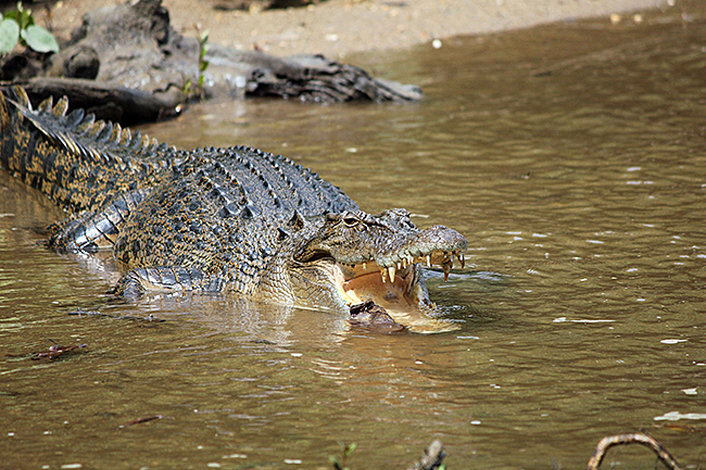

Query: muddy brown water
left=1, top=7, right=705, bottom=469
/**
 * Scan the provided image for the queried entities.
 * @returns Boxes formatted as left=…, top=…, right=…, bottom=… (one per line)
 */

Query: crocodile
left=0, top=86, right=468, bottom=331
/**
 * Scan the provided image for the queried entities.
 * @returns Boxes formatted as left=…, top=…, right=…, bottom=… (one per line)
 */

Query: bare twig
left=407, top=440, right=446, bottom=470
left=587, top=432, right=683, bottom=470
left=120, top=415, right=164, bottom=428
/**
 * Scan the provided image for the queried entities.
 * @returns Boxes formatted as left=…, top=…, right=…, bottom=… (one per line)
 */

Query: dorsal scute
left=95, top=121, right=113, bottom=142
left=107, top=122, right=122, bottom=145
left=37, top=96, right=53, bottom=113
left=7, top=85, right=31, bottom=108
left=75, top=113, right=96, bottom=134
left=66, top=108, right=85, bottom=128
left=52, top=96, right=69, bottom=117
left=118, top=126, right=131, bottom=146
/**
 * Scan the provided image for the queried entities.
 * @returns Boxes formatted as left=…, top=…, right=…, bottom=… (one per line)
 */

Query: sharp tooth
left=407, top=255, right=414, bottom=265
left=381, top=268, right=387, bottom=283
left=396, top=262, right=401, bottom=270
left=458, top=252, right=465, bottom=269
left=363, top=262, right=367, bottom=270
left=388, top=266, right=396, bottom=282
left=426, top=255, right=431, bottom=267
left=402, top=258, right=408, bottom=268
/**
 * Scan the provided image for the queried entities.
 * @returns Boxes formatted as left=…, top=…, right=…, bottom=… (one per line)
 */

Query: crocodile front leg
left=110, top=266, right=226, bottom=299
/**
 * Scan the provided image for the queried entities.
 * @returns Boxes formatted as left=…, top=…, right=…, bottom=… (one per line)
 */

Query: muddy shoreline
left=39, top=0, right=672, bottom=58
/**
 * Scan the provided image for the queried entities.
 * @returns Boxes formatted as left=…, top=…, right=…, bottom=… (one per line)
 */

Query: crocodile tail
left=0, top=86, right=172, bottom=212
left=0, top=86, right=31, bottom=172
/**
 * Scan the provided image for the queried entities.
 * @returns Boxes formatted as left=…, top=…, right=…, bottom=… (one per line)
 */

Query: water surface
left=1, top=5, right=705, bottom=469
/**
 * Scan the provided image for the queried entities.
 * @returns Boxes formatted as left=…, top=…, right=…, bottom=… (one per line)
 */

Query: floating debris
left=31, top=343, right=87, bottom=360
left=654, top=411, right=706, bottom=421
left=120, top=415, right=164, bottom=428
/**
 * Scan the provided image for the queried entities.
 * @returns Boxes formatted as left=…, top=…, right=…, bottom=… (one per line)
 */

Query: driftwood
left=402, top=434, right=686, bottom=470
left=0, top=0, right=421, bottom=124
left=587, top=433, right=684, bottom=470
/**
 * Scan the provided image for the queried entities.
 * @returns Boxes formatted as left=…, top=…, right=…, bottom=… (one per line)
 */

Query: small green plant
left=329, top=442, right=356, bottom=470
left=0, top=2, right=59, bottom=55
left=182, top=26, right=210, bottom=100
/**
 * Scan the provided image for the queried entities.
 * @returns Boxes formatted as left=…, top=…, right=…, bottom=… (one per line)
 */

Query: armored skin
left=0, top=86, right=467, bottom=329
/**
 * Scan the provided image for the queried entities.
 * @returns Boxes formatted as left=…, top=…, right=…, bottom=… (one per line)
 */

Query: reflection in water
left=1, top=4, right=705, bottom=468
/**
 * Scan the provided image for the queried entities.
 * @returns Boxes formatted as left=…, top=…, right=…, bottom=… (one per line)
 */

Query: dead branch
left=587, top=432, right=683, bottom=470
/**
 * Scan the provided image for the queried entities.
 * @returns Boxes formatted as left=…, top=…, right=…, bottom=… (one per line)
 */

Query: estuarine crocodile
left=0, top=86, right=467, bottom=330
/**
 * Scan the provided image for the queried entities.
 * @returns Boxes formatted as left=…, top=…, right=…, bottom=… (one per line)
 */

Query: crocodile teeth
left=380, top=268, right=387, bottom=283
left=402, top=258, right=408, bottom=269
left=388, top=266, right=396, bottom=282
left=458, top=252, right=465, bottom=269
left=426, top=255, right=431, bottom=267
left=397, top=262, right=401, bottom=270
left=441, top=252, right=454, bottom=281
left=362, top=262, right=367, bottom=271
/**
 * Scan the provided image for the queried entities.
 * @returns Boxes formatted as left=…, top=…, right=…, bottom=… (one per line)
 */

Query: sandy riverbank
left=37, top=0, right=676, bottom=58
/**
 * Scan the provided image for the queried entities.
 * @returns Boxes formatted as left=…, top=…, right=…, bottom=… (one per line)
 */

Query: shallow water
left=2, top=5, right=705, bottom=469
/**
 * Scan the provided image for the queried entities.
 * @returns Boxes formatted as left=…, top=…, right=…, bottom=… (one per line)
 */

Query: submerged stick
left=587, top=432, right=683, bottom=470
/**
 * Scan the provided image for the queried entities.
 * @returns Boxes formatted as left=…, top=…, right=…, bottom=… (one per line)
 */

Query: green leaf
left=3, top=10, right=17, bottom=22
left=5, top=6, right=33, bottom=30
left=21, top=25, right=58, bottom=53
left=344, top=443, right=357, bottom=456
left=0, top=18, right=20, bottom=54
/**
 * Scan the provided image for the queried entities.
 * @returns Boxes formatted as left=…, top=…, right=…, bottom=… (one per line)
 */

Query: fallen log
left=12, top=77, right=183, bottom=125
left=1, top=0, right=421, bottom=124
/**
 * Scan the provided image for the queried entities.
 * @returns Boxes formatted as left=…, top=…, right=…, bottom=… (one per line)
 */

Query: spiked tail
left=0, top=86, right=170, bottom=213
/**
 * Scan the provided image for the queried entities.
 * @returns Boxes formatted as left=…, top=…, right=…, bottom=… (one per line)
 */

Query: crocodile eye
left=342, top=216, right=358, bottom=227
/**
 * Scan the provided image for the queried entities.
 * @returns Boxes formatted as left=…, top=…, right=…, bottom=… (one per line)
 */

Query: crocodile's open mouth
left=325, top=251, right=464, bottom=333
left=336, top=262, right=424, bottom=312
